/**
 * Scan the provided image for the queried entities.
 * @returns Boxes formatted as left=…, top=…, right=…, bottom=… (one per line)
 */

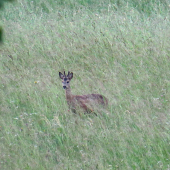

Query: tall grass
left=1, top=0, right=170, bottom=169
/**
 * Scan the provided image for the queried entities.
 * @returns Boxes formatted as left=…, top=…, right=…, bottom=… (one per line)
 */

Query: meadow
left=1, top=0, right=170, bottom=169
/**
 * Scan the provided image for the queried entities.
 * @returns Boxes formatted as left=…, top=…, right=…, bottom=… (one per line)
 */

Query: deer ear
left=59, top=72, right=64, bottom=79
left=67, top=72, right=73, bottom=80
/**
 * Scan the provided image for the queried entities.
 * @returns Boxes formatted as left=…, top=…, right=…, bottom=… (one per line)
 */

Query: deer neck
left=65, top=87, right=73, bottom=101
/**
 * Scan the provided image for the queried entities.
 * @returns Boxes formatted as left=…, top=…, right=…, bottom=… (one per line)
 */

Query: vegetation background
left=0, top=0, right=15, bottom=42
left=1, top=0, right=170, bottom=169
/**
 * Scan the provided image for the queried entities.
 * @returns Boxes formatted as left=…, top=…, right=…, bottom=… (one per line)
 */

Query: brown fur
left=59, top=71, right=108, bottom=114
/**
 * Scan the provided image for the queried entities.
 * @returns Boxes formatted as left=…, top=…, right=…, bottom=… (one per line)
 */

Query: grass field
left=1, top=0, right=170, bottom=169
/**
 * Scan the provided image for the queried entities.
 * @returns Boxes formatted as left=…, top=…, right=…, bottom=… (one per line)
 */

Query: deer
left=59, top=71, right=108, bottom=114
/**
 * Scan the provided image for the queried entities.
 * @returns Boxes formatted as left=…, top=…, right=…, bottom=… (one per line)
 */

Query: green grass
left=1, top=0, right=170, bottom=169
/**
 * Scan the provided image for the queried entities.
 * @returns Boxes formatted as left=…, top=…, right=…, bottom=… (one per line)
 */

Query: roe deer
left=59, top=71, right=108, bottom=114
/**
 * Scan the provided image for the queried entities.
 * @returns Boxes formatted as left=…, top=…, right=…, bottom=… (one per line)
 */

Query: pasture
left=1, top=0, right=170, bottom=169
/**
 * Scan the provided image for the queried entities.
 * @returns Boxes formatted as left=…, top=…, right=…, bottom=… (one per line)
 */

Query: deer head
left=59, top=71, right=73, bottom=89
